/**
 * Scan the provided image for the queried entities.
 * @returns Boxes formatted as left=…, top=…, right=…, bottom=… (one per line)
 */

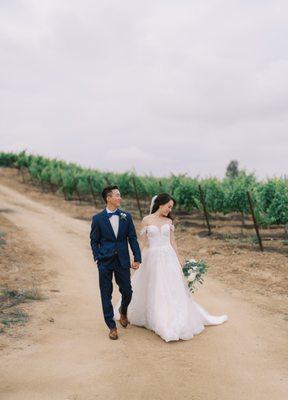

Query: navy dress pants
left=98, top=256, right=133, bottom=329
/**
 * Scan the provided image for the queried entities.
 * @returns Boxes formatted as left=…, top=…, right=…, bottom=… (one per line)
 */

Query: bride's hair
left=151, top=193, right=176, bottom=220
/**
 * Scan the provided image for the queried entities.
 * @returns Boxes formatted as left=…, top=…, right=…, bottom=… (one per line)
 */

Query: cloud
left=0, top=0, right=288, bottom=179
left=103, top=146, right=167, bottom=174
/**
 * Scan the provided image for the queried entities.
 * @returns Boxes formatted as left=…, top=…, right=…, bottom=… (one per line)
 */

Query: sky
left=1, top=0, right=288, bottom=180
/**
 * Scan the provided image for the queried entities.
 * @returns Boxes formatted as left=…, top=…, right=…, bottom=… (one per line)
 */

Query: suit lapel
left=117, top=210, right=125, bottom=239
left=102, top=208, right=125, bottom=240
left=102, top=209, right=117, bottom=239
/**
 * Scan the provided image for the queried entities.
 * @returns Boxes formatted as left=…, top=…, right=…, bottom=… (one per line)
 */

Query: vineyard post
left=198, top=184, right=212, bottom=235
left=26, top=167, right=33, bottom=184
left=87, top=176, right=97, bottom=208
left=20, top=166, right=25, bottom=183
left=284, top=223, right=288, bottom=238
left=132, top=175, right=143, bottom=219
left=39, top=174, right=45, bottom=193
left=49, top=179, right=56, bottom=194
left=75, top=187, right=82, bottom=204
left=241, top=211, right=245, bottom=227
left=60, top=173, right=67, bottom=200
left=246, top=191, right=264, bottom=252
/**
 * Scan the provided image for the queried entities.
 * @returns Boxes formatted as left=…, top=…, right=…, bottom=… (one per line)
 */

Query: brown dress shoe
left=109, top=327, right=118, bottom=340
left=119, top=307, right=130, bottom=328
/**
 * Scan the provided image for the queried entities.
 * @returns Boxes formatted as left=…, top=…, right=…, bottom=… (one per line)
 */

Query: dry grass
left=0, top=213, right=48, bottom=338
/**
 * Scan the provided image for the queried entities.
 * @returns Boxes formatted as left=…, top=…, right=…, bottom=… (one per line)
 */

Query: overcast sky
left=1, top=0, right=287, bottom=180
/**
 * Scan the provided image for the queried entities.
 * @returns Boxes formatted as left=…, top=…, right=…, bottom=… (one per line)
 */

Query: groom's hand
left=131, top=261, right=140, bottom=270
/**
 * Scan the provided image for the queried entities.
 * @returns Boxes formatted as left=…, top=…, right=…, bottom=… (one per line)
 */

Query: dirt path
left=0, top=184, right=287, bottom=400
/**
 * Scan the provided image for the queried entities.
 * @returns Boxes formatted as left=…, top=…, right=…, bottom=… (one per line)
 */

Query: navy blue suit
left=90, top=208, right=142, bottom=329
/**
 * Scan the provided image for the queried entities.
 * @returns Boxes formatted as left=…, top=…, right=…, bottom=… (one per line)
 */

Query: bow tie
left=107, top=209, right=120, bottom=218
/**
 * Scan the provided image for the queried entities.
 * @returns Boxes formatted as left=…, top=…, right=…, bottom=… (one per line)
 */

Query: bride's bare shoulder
left=161, top=216, right=174, bottom=226
left=142, top=215, right=152, bottom=224
left=140, top=215, right=150, bottom=228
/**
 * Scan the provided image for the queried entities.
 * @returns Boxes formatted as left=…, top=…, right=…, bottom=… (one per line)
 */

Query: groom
left=90, top=185, right=142, bottom=340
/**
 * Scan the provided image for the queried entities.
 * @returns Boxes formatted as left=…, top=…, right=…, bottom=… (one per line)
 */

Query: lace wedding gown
left=114, top=223, right=228, bottom=342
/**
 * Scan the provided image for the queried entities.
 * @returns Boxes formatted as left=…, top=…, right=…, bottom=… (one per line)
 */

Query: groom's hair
left=102, top=185, right=119, bottom=203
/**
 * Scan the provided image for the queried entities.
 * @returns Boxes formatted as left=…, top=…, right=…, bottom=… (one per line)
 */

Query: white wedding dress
left=114, top=223, right=228, bottom=342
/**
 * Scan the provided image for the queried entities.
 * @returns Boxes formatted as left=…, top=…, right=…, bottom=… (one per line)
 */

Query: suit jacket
left=90, top=208, right=142, bottom=269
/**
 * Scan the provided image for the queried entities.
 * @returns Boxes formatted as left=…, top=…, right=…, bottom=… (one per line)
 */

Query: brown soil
left=0, top=167, right=287, bottom=400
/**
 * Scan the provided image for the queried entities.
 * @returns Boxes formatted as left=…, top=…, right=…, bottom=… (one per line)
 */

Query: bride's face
left=159, top=200, right=174, bottom=216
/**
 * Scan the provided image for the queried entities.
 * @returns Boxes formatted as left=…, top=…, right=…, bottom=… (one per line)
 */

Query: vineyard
left=1, top=150, right=288, bottom=251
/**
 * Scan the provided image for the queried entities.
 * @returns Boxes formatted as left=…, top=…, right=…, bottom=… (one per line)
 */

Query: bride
left=114, top=193, right=228, bottom=342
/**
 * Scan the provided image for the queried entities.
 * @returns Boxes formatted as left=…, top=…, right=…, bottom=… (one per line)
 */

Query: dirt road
left=0, top=184, right=287, bottom=400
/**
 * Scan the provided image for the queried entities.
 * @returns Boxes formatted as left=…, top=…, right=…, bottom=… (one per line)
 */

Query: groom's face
left=107, top=189, right=122, bottom=208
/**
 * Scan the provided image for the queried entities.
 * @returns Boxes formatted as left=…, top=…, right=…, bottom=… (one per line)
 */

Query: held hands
left=131, top=261, right=140, bottom=270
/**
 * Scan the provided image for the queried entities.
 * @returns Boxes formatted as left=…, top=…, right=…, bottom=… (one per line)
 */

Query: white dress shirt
left=106, top=207, right=119, bottom=237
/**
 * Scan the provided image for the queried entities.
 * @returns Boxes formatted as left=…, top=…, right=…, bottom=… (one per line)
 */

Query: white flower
left=189, top=258, right=197, bottom=263
left=120, top=212, right=127, bottom=220
left=187, top=272, right=197, bottom=282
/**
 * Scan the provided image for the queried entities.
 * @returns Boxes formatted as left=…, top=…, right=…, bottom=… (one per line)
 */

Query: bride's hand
left=132, top=261, right=140, bottom=270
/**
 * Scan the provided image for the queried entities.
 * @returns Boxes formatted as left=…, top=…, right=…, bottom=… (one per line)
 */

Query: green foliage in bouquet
left=182, top=259, right=209, bottom=293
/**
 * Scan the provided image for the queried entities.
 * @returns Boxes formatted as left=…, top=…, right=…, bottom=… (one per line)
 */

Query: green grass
left=0, top=286, right=45, bottom=310
left=0, top=286, right=45, bottom=333
left=0, top=231, right=6, bottom=246
left=248, top=235, right=259, bottom=245
left=0, top=309, right=29, bottom=326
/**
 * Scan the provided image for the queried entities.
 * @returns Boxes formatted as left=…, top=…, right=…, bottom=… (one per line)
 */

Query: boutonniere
left=120, top=212, right=127, bottom=220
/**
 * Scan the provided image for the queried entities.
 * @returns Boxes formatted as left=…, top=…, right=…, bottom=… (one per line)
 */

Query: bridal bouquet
left=182, top=258, right=209, bottom=293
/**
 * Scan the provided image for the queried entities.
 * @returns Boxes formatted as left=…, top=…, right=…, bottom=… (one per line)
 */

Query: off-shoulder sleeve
left=170, top=224, right=175, bottom=231
left=140, top=225, right=148, bottom=236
